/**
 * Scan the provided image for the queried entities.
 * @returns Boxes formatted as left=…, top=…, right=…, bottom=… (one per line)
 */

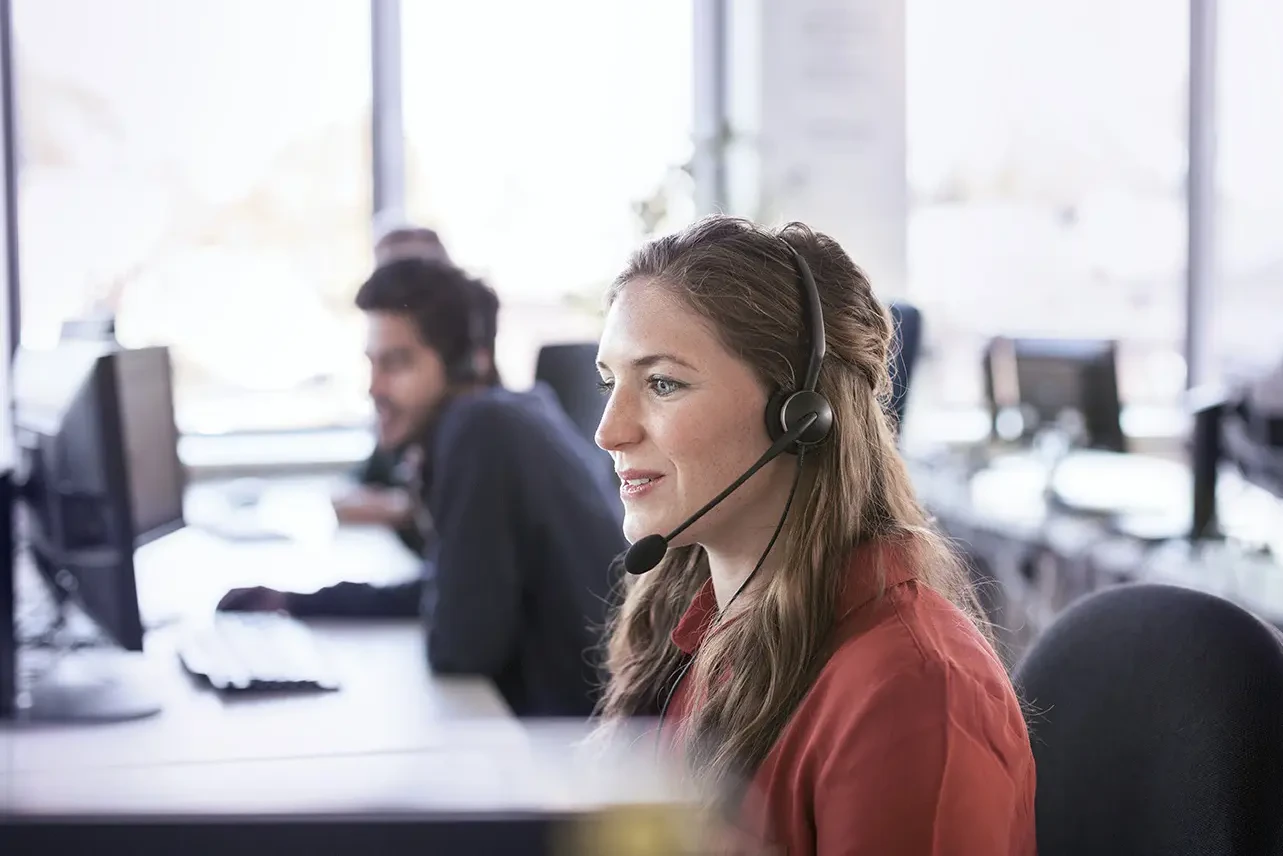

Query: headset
left=622, top=243, right=834, bottom=576
left=763, top=247, right=834, bottom=450
left=445, top=284, right=494, bottom=385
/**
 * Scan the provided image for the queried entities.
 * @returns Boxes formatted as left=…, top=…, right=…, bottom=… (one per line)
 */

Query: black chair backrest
left=887, top=302, right=921, bottom=432
left=535, top=342, right=606, bottom=444
left=1013, top=583, right=1283, bottom=856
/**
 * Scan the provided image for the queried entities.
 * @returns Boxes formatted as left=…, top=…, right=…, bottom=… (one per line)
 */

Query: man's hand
left=330, top=485, right=414, bottom=528
left=217, top=586, right=290, bottom=613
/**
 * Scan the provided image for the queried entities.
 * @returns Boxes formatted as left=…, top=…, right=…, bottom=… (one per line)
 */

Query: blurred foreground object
left=3, top=718, right=721, bottom=855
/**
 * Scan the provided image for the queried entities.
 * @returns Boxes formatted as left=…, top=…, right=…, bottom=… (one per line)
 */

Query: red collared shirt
left=665, top=545, right=1037, bottom=855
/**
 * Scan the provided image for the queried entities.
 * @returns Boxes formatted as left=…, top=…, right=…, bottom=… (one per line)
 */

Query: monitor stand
left=18, top=645, right=163, bottom=723
left=13, top=587, right=163, bottom=723
left=8, top=543, right=165, bottom=723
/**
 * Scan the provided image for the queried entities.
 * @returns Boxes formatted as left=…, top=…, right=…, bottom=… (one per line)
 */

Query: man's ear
left=472, top=349, right=495, bottom=380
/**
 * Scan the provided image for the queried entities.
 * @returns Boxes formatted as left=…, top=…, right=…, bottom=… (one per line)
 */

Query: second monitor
left=984, top=337, right=1126, bottom=453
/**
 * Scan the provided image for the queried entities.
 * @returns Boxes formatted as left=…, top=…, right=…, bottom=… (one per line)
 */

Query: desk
left=1142, top=540, right=1283, bottom=628
left=912, top=450, right=1196, bottom=664
left=5, top=621, right=513, bottom=777
left=3, top=478, right=515, bottom=817
left=1, top=726, right=698, bottom=856
left=910, top=455, right=1052, bottom=666
left=913, top=448, right=1283, bottom=665
left=3, top=720, right=681, bottom=816
left=138, top=477, right=422, bottom=624
left=2, top=720, right=696, bottom=856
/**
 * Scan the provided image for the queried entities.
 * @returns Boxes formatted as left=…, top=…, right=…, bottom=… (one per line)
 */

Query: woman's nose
left=595, top=388, right=643, bottom=452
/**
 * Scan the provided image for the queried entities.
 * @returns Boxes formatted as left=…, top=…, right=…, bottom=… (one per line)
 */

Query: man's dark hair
left=356, top=257, right=501, bottom=385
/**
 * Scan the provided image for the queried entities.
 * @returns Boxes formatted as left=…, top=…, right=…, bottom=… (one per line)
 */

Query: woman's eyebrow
left=596, top=353, right=698, bottom=373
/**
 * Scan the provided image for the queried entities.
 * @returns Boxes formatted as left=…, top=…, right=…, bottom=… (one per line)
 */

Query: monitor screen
left=113, top=348, right=183, bottom=545
left=984, top=337, right=1125, bottom=452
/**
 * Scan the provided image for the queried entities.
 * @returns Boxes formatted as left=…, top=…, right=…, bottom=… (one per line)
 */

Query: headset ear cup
left=778, top=389, right=834, bottom=447
left=764, top=390, right=790, bottom=443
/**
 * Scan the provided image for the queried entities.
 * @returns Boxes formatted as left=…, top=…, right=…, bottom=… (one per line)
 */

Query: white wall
left=696, top=0, right=908, bottom=296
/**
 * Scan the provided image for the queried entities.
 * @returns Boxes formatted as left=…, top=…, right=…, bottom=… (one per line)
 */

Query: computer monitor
left=5, top=341, right=184, bottom=721
left=984, top=337, right=1126, bottom=453
left=0, top=465, right=13, bottom=720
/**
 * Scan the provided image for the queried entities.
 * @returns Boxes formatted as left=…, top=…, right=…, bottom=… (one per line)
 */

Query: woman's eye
left=649, top=376, right=683, bottom=397
left=596, top=378, right=614, bottom=396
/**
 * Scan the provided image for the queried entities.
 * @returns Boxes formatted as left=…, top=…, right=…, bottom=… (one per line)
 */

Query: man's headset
left=622, top=242, right=834, bottom=576
left=445, top=284, right=495, bottom=384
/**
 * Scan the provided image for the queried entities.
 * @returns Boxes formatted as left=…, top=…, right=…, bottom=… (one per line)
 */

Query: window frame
left=0, top=1, right=1220, bottom=471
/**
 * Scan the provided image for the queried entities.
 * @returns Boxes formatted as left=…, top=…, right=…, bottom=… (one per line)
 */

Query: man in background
left=219, top=258, right=625, bottom=718
left=330, top=220, right=489, bottom=549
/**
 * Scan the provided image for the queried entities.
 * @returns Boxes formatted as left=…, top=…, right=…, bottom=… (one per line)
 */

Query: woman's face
left=595, top=280, right=795, bottom=549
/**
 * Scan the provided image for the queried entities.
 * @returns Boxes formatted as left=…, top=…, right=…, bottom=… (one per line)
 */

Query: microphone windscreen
left=623, top=533, right=668, bottom=575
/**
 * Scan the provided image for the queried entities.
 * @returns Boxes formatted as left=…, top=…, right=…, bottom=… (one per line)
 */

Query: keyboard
left=178, top=612, right=340, bottom=693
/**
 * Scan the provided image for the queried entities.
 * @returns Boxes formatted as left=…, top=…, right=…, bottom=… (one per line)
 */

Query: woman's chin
left=623, top=515, right=665, bottom=545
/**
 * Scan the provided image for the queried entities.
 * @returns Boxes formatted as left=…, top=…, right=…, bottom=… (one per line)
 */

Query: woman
left=593, top=216, right=1036, bottom=854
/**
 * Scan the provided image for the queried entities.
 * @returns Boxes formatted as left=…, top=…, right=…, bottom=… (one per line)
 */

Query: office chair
left=534, top=343, right=605, bottom=444
left=886, top=302, right=921, bottom=432
left=1013, top=583, right=1283, bottom=856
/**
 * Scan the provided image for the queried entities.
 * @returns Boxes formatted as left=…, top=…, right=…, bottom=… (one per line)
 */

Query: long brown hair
left=596, top=216, right=989, bottom=798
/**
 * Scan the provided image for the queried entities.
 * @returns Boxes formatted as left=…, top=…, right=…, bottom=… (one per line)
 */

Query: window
left=906, top=1, right=1189, bottom=414
left=1215, top=0, right=1283, bottom=382
left=401, top=1, right=695, bottom=387
left=14, top=0, right=372, bottom=434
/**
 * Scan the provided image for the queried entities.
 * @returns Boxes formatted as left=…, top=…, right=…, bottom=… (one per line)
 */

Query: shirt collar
left=668, top=540, right=918, bottom=655
left=840, top=540, right=918, bottom=616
